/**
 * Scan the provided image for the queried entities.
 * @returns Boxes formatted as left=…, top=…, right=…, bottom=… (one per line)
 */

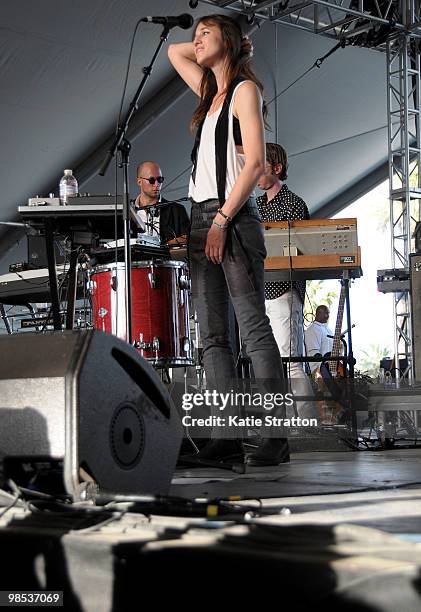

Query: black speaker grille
left=109, top=403, right=145, bottom=469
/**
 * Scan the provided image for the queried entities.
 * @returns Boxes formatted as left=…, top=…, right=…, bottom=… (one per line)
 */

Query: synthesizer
left=0, top=265, right=75, bottom=305
left=263, top=218, right=362, bottom=281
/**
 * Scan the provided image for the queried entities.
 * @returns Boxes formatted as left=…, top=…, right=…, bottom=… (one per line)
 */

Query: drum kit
left=89, top=258, right=195, bottom=369
left=10, top=195, right=201, bottom=377
left=88, top=201, right=198, bottom=374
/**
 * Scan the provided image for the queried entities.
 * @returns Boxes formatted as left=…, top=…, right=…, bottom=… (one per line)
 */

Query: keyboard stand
left=45, top=218, right=62, bottom=330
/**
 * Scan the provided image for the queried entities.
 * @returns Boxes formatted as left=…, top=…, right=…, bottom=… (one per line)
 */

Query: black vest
left=191, top=76, right=259, bottom=216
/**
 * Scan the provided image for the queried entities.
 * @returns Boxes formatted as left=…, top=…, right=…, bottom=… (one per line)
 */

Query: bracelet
left=217, top=208, right=233, bottom=223
left=212, top=220, right=228, bottom=231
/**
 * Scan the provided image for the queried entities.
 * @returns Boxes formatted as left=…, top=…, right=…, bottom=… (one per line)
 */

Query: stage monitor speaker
left=0, top=330, right=182, bottom=500
left=411, top=253, right=421, bottom=381
left=27, top=234, right=67, bottom=268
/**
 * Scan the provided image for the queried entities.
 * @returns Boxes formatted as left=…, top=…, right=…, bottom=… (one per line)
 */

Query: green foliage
left=357, top=343, right=392, bottom=377
left=304, top=280, right=338, bottom=324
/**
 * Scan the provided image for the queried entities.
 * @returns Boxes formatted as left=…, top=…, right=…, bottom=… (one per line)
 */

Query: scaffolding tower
left=387, top=1, right=421, bottom=380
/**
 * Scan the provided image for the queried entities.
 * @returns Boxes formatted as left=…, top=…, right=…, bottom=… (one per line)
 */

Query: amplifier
left=27, top=234, right=69, bottom=268
left=377, top=268, right=410, bottom=293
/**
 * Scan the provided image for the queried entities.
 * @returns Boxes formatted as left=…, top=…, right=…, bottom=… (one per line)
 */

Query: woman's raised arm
left=168, top=42, right=203, bottom=96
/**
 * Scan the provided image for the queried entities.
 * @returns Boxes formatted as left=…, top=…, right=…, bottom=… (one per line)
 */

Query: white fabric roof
left=0, top=0, right=389, bottom=262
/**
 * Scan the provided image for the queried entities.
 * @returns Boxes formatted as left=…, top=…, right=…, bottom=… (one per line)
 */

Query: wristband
left=217, top=208, right=233, bottom=223
left=212, top=220, right=228, bottom=231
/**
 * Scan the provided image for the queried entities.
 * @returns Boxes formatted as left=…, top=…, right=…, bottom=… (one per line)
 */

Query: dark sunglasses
left=139, top=176, right=165, bottom=185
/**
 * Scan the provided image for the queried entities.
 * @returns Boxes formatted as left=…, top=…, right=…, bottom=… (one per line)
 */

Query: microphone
left=151, top=206, right=160, bottom=218
left=141, top=14, right=194, bottom=30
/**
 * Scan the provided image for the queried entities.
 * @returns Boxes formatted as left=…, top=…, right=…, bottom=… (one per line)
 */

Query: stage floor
left=2, top=448, right=421, bottom=611
left=171, top=447, right=421, bottom=537
left=172, top=447, right=421, bottom=516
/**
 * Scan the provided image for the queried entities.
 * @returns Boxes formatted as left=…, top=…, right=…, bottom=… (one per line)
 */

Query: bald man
left=305, top=305, right=334, bottom=373
left=134, top=160, right=190, bottom=243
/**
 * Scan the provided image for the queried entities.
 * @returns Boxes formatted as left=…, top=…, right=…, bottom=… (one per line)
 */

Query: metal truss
left=387, top=17, right=421, bottom=379
left=194, top=0, right=421, bottom=47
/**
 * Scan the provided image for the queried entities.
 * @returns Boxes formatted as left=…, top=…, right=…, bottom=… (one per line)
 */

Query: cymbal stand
left=193, top=311, right=205, bottom=391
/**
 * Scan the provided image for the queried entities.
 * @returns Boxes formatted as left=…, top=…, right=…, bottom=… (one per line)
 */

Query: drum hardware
left=157, top=367, right=172, bottom=385
left=180, top=363, right=201, bottom=456
left=179, top=275, right=190, bottom=290
left=192, top=311, right=205, bottom=391
left=182, top=336, right=191, bottom=354
left=148, top=267, right=157, bottom=289
left=135, top=336, right=160, bottom=354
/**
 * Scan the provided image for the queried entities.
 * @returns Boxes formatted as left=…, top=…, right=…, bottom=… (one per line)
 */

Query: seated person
left=133, top=160, right=190, bottom=243
left=305, top=305, right=334, bottom=373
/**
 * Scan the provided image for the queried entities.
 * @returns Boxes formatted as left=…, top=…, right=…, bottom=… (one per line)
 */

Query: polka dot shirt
left=257, top=184, right=310, bottom=302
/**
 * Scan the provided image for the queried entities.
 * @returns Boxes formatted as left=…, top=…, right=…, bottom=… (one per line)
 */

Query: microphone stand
left=0, top=220, right=37, bottom=234
left=98, top=24, right=171, bottom=345
left=142, top=197, right=189, bottom=210
left=140, top=197, right=189, bottom=239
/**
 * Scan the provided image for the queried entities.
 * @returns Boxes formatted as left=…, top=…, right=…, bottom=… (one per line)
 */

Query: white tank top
left=188, top=81, right=251, bottom=202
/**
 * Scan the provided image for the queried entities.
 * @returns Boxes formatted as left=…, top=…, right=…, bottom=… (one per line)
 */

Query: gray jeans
left=189, top=199, right=285, bottom=437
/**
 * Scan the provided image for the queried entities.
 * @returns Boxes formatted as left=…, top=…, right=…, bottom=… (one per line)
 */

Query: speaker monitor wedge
left=0, top=330, right=182, bottom=500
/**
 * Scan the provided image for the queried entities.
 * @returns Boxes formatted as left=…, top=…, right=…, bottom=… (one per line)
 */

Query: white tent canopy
left=0, top=0, right=388, bottom=265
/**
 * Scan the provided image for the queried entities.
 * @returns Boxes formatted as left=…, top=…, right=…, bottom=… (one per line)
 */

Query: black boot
left=195, top=438, right=244, bottom=462
left=245, top=438, right=290, bottom=467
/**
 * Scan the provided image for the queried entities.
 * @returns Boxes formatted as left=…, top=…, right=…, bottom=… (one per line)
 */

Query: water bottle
left=59, top=169, right=78, bottom=205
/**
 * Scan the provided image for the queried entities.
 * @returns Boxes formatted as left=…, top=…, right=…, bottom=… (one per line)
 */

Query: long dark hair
left=190, top=15, right=268, bottom=131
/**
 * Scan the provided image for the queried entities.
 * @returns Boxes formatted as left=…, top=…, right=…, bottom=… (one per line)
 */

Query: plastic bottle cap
left=64, top=169, right=73, bottom=175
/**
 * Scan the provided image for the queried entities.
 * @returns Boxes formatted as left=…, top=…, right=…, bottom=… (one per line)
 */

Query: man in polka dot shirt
left=257, top=143, right=315, bottom=417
